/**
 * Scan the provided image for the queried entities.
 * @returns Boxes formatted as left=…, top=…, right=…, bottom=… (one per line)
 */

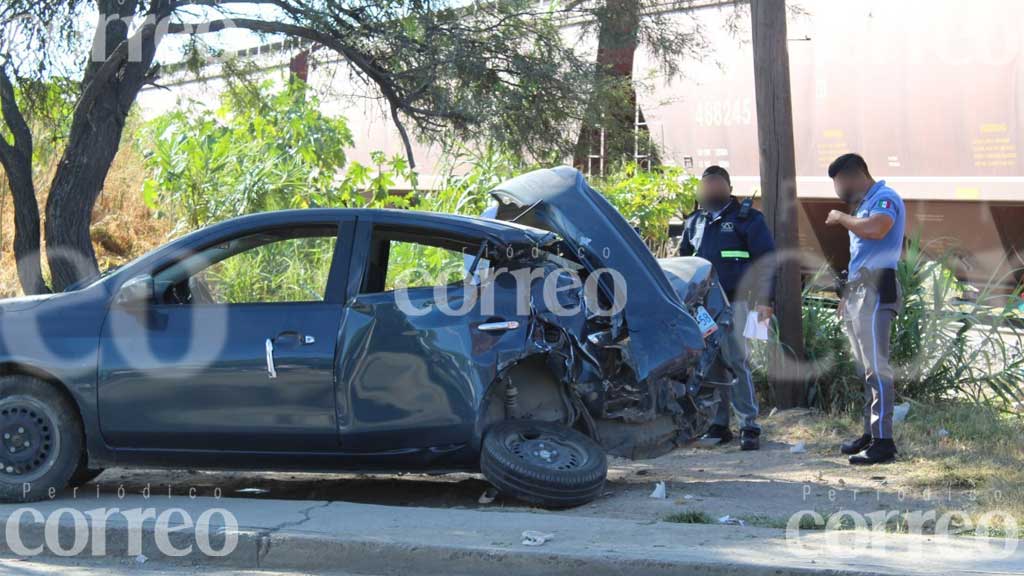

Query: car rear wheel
left=0, top=376, right=84, bottom=502
left=481, top=419, right=607, bottom=509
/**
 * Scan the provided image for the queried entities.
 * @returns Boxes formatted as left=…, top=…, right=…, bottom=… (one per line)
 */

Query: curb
left=1, top=516, right=885, bottom=576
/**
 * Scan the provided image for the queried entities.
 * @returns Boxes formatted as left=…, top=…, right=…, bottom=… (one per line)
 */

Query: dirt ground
left=77, top=409, right=986, bottom=527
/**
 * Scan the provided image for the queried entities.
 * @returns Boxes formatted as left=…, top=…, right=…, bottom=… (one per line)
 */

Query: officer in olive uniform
left=679, top=166, right=776, bottom=451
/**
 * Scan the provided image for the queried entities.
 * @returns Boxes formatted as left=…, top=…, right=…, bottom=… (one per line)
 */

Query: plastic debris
left=768, top=407, right=779, bottom=418
left=893, top=402, right=911, bottom=423
left=135, top=554, right=148, bottom=565
left=718, top=515, right=745, bottom=526
left=789, top=441, right=807, bottom=454
left=521, top=530, right=555, bottom=546
left=478, top=487, right=498, bottom=505
left=683, top=494, right=695, bottom=500
left=235, top=488, right=270, bottom=495
left=936, top=428, right=950, bottom=438
left=650, top=481, right=667, bottom=499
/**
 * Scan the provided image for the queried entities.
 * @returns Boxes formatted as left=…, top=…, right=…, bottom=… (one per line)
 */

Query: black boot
left=849, top=438, right=897, bottom=465
left=699, top=424, right=734, bottom=446
left=740, top=428, right=760, bottom=451
left=840, top=433, right=872, bottom=455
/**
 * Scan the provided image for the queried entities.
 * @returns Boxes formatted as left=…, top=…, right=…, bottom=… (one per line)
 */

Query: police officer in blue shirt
left=679, top=166, right=776, bottom=451
left=825, top=153, right=905, bottom=465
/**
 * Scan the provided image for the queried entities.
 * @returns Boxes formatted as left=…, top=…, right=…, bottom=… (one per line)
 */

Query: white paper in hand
left=743, top=310, right=770, bottom=341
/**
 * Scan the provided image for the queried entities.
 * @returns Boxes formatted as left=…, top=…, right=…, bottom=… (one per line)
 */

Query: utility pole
left=751, top=0, right=805, bottom=408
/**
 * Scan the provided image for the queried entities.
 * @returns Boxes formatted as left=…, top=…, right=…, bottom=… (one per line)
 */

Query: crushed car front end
left=483, top=167, right=734, bottom=459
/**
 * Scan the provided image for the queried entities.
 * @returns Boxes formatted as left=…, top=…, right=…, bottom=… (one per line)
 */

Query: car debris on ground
left=649, top=481, right=667, bottom=499
left=478, top=487, right=499, bottom=505
left=521, top=531, right=555, bottom=546
left=717, top=515, right=745, bottom=526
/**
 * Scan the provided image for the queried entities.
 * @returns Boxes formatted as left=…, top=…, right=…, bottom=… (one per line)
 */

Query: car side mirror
left=116, top=275, right=155, bottom=307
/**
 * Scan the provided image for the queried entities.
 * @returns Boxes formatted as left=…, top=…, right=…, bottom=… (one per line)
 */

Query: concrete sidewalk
left=0, top=495, right=1020, bottom=575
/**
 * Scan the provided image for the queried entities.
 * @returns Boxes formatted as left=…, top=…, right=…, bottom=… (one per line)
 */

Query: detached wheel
left=0, top=376, right=83, bottom=502
left=481, top=420, right=607, bottom=509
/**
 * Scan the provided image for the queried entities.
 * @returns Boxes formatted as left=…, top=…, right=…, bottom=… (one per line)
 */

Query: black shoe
left=740, top=428, right=760, bottom=451
left=699, top=424, right=734, bottom=446
left=840, top=433, right=872, bottom=455
left=849, top=438, right=897, bottom=465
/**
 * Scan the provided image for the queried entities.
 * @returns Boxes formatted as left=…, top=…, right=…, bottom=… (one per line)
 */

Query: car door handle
left=265, top=338, right=278, bottom=379
left=274, top=331, right=315, bottom=347
left=477, top=320, right=520, bottom=332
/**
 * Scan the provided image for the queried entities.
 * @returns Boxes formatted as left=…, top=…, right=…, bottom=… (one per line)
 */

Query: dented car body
left=0, top=167, right=731, bottom=506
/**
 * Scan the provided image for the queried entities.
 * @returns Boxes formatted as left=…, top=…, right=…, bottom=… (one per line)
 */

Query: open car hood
left=490, top=167, right=704, bottom=384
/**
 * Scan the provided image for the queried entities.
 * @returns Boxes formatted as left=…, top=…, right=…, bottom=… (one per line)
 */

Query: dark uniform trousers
left=680, top=198, right=776, bottom=434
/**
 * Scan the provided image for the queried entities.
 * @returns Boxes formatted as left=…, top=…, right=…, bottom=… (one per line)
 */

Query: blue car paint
left=0, top=170, right=720, bottom=474
left=0, top=208, right=563, bottom=471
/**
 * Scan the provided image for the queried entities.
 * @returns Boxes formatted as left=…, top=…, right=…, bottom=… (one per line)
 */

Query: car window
left=384, top=240, right=481, bottom=291
left=157, top=230, right=338, bottom=305
left=199, top=235, right=336, bottom=304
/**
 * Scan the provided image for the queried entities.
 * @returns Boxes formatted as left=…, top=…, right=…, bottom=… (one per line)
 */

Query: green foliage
left=780, top=236, right=1024, bottom=415
left=202, top=236, right=337, bottom=304
left=141, top=78, right=356, bottom=230
left=593, top=163, right=698, bottom=255
left=799, top=281, right=862, bottom=415
left=663, top=510, right=712, bottom=524
left=384, top=145, right=532, bottom=288
left=419, top=143, right=533, bottom=215
left=891, top=237, right=1024, bottom=407
left=0, top=76, right=77, bottom=167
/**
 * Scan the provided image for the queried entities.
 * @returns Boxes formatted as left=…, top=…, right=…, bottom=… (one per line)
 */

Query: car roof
left=181, top=208, right=556, bottom=247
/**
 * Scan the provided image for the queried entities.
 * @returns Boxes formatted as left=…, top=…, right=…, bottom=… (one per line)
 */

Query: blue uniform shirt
left=848, top=180, right=905, bottom=281
left=679, top=198, right=776, bottom=304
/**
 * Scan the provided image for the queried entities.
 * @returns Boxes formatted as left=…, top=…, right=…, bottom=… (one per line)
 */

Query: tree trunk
left=0, top=67, right=49, bottom=295
left=6, top=151, right=48, bottom=295
left=574, top=0, right=657, bottom=173
left=44, top=88, right=134, bottom=290
left=751, top=0, right=805, bottom=408
left=44, top=0, right=158, bottom=290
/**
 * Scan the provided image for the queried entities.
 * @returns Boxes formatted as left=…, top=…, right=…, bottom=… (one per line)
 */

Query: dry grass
left=0, top=137, right=171, bottom=298
left=776, top=403, right=1024, bottom=533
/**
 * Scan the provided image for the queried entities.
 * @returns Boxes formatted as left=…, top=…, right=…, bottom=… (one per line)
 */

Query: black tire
left=0, top=376, right=84, bottom=502
left=481, top=419, right=607, bottom=509
left=68, top=454, right=104, bottom=488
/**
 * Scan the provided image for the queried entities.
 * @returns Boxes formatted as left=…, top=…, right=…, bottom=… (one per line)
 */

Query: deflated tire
left=481, top=419, right=607, bottom=509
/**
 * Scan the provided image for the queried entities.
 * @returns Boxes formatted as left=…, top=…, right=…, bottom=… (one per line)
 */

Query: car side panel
left=331, top=220, right=533, bottom=466
left=0, top=286, right=113, bottom=465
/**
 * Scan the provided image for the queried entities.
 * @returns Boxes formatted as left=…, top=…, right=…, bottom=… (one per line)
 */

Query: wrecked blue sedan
left=0, top=167, right=731, bottom=508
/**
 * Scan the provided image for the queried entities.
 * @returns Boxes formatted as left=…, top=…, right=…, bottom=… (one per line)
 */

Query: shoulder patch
left=877, top=198, right=894, bottom=210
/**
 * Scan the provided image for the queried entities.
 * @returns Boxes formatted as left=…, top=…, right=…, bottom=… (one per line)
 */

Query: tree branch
left=389, top=101, right=416, bottom=170
left=0, top=64, right=32, bottom=158
left=167, top=17, right=421, bottom=167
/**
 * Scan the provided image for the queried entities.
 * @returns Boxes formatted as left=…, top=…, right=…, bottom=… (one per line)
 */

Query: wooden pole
left=751, top=0, right=805, bottom=408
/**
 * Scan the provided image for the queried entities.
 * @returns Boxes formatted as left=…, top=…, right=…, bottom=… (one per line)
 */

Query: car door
left=333, top=222, right=527, bottom=455
left=97, top=221, right=353, bottom=452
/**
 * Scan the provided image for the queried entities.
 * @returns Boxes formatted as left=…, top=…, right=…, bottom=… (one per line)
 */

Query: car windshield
left=61, top=239, right=171, bottom=292
left=62, top=265, right=122, bottom=292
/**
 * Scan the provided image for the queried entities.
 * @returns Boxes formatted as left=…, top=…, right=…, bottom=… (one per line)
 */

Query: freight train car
left=645, top=0, right=1024, bottom=291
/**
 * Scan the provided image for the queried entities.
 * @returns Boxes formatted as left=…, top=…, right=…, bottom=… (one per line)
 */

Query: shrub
left=141, top=78, right=356, bottom=231
left=767, top=236, right=1024, bottom=415
left=592, top=163, right=698, bottom=256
